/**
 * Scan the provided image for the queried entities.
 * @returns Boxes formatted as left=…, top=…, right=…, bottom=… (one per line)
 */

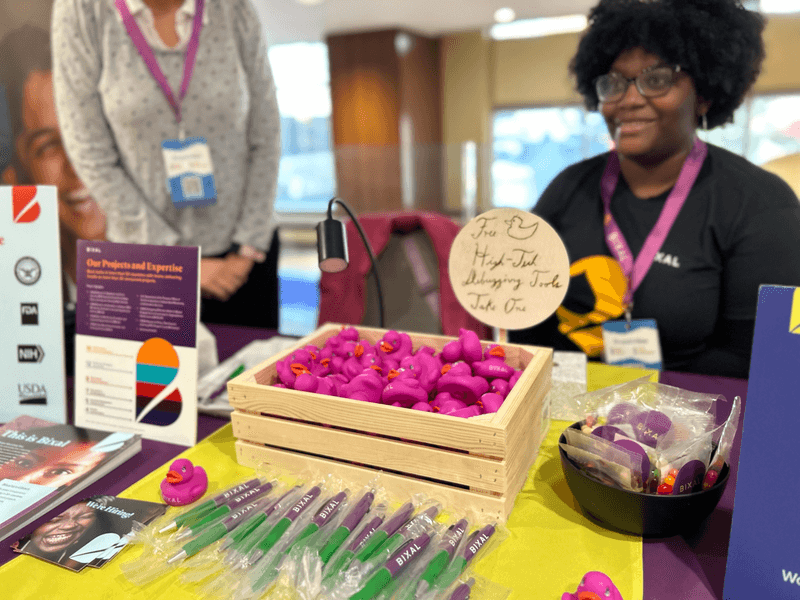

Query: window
left=492, top=106, right=609, bottom=209
left=492, top=93, right=800, bottom=208
left=268, top=42, right=336, bottom=214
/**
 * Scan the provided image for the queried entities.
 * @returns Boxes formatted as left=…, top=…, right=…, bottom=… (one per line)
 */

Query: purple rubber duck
left=341, top=368, right=384, bottom=403
left=160, top=458, right=208, bottom=506
left=399, top=352, right=442, bottom=393
left=441, top=328, right=483, bottom=364
left=294, top=372, right=338, bottom=396
left=472, top=345, right=515, bottom=380
left=562, top=571, right=623, bottom=600
left=378, top=330, right=414, bottom=370
left=382, top=376, right=429, bottom=408
left=437, top=362, right=489, bottom=405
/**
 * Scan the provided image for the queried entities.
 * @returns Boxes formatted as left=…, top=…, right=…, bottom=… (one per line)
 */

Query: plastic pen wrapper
left=117, top=463, right=511, bottom=600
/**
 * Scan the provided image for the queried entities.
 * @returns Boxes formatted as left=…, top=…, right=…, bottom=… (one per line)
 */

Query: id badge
left=162, top=137, right=217, bottom=208
left=601, top=319, right=663, bottom=370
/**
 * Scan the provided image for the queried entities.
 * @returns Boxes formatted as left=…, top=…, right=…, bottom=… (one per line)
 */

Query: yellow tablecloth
left=3, top=364, right=654, bottom=600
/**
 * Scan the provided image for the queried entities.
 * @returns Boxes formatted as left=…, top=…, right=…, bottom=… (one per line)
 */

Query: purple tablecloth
left=648, top=371, right=747, bottom=600
left=0, top=328, right=748, bottom=599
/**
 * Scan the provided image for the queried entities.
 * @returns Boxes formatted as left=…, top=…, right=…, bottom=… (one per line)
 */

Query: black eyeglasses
left=595, top=64, right=683, bottom=103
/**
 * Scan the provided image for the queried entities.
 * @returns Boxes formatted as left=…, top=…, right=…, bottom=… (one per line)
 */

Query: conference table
left=0, top=324, right=747, bottom=599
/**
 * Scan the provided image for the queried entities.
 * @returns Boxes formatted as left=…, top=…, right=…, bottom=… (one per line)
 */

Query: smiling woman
left=509, top=0, right=800, bottom=378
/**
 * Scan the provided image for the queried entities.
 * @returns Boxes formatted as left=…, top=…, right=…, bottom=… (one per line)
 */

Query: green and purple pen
left=283, top=488, right=350, bottom=555
left=247, top=483, right=323, bottom=565
left=318, top=490, right=375, bottom=564
left=372, top=505, right=440, bottom=560
left=250, top=489, right=351, bottom=592
left=222, top=486, right=303, bottom=565
left=414, top=518, right=469, bottom=598
left=448, top=577, right=476, bottom=600
left=349, top=533, right=432, bottom=600
left=353, top=501, right=416, bottom=564
left=159, top=476, right=266, bottom=533
left=434, top=523, right=496, bottom=591
left=173, top=480, right=275, bottom=541
left=167, top=496, right=272, bottom=563
left=323, top=511, right=386, bottom=580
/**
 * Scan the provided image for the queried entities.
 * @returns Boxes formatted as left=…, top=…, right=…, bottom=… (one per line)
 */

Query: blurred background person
left=52, top=0, right=281, bottom=328
left=0, top=25, right=107, bottom=374
left=509, top=0, right=800, bottom=378
left=0, top=25, right=106, bottom=299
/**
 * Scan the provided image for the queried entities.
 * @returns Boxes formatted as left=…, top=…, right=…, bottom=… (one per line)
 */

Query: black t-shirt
left=509, top=143, right=800, bottom=378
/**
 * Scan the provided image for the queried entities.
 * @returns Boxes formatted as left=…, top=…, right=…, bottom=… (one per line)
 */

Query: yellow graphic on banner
left=791, top=288, right=800, bottom=334
left=556, top=256, right=628, bottom=356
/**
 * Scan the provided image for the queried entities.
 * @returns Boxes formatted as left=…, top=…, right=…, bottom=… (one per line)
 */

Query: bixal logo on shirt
left=21, top=303, right=39, bottom=325
left=18, top=383, right=47, bottom=405
left=654, top=252, right=680, bottom=268
left=18, top=345, right=44, bottom=363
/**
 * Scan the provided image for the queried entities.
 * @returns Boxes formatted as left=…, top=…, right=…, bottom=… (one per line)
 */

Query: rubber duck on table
left=562, top=571, right=623, bottom=600
left=160, top=458, right=208, bottom=506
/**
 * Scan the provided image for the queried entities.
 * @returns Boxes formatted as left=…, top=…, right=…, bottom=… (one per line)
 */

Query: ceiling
left=252, top=0, right=599, bottom=46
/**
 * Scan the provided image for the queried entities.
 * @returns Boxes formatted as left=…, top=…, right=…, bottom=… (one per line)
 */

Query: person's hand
left=200, top=254, right=254, bottom=301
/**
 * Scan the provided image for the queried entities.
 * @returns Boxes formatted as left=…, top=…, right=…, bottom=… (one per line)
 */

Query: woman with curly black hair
left=509, top=0, right=800, bottom=378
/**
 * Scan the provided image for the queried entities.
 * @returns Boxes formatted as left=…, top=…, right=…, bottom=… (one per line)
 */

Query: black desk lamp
left=316, top=197, right=386, bottom=328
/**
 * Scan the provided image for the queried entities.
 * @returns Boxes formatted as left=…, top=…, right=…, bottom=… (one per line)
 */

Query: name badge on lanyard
left=116, top=0, right=216, bottom=208
left=162, top=137, right=217, bottom=207
left=602, top=319, right=663, bottom=370
left=599, top=137, right=708, bottom=369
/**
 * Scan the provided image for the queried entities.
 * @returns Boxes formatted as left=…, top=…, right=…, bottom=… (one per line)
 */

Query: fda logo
left=18, top=345, right=44, bottom=363
left=18, top=383, right=47, bottom=405
left=20, top=303, right=38, bottom=325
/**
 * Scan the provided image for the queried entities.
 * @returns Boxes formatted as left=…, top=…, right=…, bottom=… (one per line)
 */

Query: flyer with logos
left=74, top=240, right=200, bottom=446
left=0, top=186, right=66, bottom=423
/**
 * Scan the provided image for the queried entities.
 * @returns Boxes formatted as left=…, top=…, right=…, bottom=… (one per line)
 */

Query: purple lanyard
left=600, top=137, right=707, bottom=309
left=115, top=0, right=204, bottom=126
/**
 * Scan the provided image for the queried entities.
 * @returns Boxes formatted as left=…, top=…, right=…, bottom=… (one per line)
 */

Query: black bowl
left=559, top=422, right=730, bottom=538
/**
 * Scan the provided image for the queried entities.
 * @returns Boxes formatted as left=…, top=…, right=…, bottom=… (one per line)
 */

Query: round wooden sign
left=448, top=208, right=570, bottom=330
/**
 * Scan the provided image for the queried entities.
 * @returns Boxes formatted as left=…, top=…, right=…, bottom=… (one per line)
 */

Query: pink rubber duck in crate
left=378, top=330, right=414, bottom=370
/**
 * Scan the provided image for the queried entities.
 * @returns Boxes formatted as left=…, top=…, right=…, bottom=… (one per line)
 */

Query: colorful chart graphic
left=135, top=338, right=182, bottom=426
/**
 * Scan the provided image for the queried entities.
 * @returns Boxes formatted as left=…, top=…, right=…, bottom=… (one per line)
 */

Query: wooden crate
left=228, top=323, right=551, bottom=521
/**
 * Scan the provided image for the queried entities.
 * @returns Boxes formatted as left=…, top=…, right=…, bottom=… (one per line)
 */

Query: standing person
left=51, top=0, right=281, bottom=328
left=509, top=0, right=800, bottom=378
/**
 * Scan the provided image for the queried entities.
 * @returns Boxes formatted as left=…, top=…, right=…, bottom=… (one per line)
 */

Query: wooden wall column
left=327, top=29, right=443, bottom=213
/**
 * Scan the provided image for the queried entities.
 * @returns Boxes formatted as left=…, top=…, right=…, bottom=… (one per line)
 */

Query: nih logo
left=18, top=345, right=44, bottom=363
left=20, top=303, right=38, bottom=325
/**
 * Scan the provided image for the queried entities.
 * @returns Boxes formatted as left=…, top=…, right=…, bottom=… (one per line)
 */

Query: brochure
left=74, top=240, right=201, bottom=447
left=0, top=415, right=142, bottom=543
left=13, top=495, right=166, bottom=571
